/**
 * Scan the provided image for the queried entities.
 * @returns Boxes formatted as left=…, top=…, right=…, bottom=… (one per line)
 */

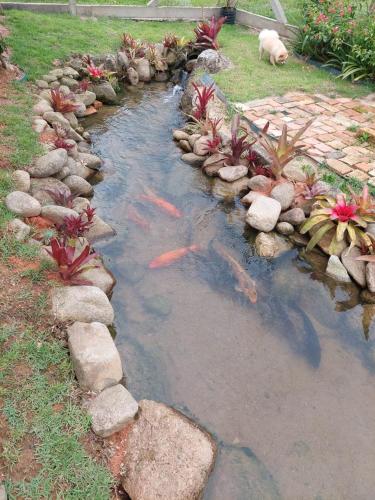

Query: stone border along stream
left=3, top=39, right=375, bottom=498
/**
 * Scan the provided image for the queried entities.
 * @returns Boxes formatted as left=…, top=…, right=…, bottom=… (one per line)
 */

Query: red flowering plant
left=194, top=16, right=226, bottom=51
left=86, top=63, right=115, bottom=83
left=54, top=137, right=75, bottom=151
left=224, top=114, right=255, bottom=166
left=300, top=189, right=375, bottom=254
left=192, top=82, right=215, bottom=120
left=50, top=89, right=78, bottom=113
left=56, top=207, right=96, bottom=243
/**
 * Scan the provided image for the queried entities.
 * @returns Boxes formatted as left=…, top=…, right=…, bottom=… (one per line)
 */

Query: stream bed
left=86, top=83, right=375, bottom=499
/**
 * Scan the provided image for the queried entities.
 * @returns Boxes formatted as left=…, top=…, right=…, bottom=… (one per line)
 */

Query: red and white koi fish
left=138, top=185, right=182, bottom=218
left=127, top=204, right=150, bottom=231
left=149, top=244, right=200, bottom=269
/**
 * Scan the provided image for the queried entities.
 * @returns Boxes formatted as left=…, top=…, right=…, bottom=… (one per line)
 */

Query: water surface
left=87, top=84, right=375, bottom=499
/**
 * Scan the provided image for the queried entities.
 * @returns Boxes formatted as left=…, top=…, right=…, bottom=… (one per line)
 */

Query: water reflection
left=88, top=84, right=375, bottom=498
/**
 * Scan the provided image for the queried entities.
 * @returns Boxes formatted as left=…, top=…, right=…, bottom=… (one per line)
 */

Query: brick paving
left=237, top=92, right=375, bottom=184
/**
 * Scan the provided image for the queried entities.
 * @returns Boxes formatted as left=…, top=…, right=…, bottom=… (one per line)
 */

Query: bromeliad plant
left=56, top=207, right=96, bottom=242
left=300, top=189, right=375, bottom=254
left=258, top=119, right=314, bottom=180
left=50, top=89, right=78, bottom=113
left=194, top=16, right=226, bottom=51
left=192, top=82, right=215, bottom=120
left=225, top=114, right=255, bottom=166
left=44, top=188, right=79, bottom=209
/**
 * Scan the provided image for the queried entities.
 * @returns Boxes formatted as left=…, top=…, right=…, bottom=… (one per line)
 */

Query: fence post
left=269, top=0, right=288, bottom=24
left=69, top=0, right=77, bottom=16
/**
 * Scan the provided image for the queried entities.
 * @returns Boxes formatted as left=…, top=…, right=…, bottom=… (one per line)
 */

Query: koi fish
left=127, top=204, right=150, bottom=231
left=149, top=244, right=200, bottom=269
left=138, top=185, right=182, bottom=218
left=213, top=240, right=257, bottom=304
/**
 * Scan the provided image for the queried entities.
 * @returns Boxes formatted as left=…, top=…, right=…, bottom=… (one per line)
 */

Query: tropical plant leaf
left=300, top=215, right=330, bottom=234
left=336, top=221, right=348, bottom=242
left=306, top=222, right=333, bottom=251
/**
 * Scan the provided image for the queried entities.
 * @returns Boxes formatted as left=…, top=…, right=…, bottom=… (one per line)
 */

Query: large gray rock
left=135, top=58, right=151, bottom=82
left=91, top=82, right=117, bottom=104
left=67, top=321, right=122, bottom=391
left=341, top=247, right=366, bottom=287
left=63, top=66, right=79, bottom=78
left=7, top=218, right=31, bottom=241
left=86, top=215, right=116, bottom=243
left=121, top=400, right=216, bottom=500
left=279, top=207, right=305, bottom=225
left=276, top=221, right=294, bottom=235
left=283, top=156, right=317, bottom=182
left=63, top=175, right=93, bottom=197
left=74, top=90, right=96, bottom=107
left=218, top=165, right=248, bottom=182
left=77, top=152, right=102, bottom=170
left=181, top=152, right=206, bottom=167
left=326, top=255, right=351, bottom=282
left=0, top=483, right=6, bottom=500
left=32, top=117, right=49, bottom=134
left=89, top=384, right=138, bottom=437
left=366, top=263, right=375, bottom=293
left=117, top=51, right=130, bottom=70
left=11, top=170, right=30, bottom=192
left=196, top=49, right=231, bottom=74
left=193, top=135, right=211, bottom=157
left=246, top=196, right=281, bottom=232
left=60, top=76, right=79, bottom=90
left=63, top=111, right=79, bottom=129
left=33, top=99, right=53, bottom=115
left=173, top=129, right=190, bottom=141
left=248, top=175, right=272, bottom=192
left=27, top=149, right=68, bottom=178
left=270, top=182, right=295, bottom=211
left=241, top=190, right=262, bottom=206
left=5, top=191, right=41, bottom=217
left=41, top=205, right=78, bottom=224
left=52, top=286, right=114, bottom=324
left=66, top=157, right=95, bottom=180
left=212, top=177, right=249, bottom=200
left=43, top=111, right=71, bottom=128
left=255, top=231, right=292, bottom=258
left=127, top=67, right=139, bottom=86
left=30, top=177, right=71, bottom=205
left=72, top=196, right=90, bottom=213
left=79, top=260, right=116, bottom=295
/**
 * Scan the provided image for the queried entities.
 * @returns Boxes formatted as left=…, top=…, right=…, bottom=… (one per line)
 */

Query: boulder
left=7, top=218, right=31, bottom=241
left=117, top=51, right=130, bottom=70
left=127, top=67, right=139, bottom=86
left=33, top=98, right=52, bottom=114
left=66, top=158, right=95, bottom=180
left=366, top=263, right=375, bottom=293
left=120, top=400, right=216, bottom=500
left=91, top=82, right=117, bottom=104
left=193, top=135, right=211, bottom=156
left=361, top=289, right=375, bottom=304
left=32, top=118, right=49, bottom=134
left=89, top=384, right=138, bottom=437
left=54, top=165, right=71, bottom=180
left=67, top=321, right=122, bottom=391
left=43, top=111, right=70, bottom=128
left=326, top=255, right=351, bottom=282
left=11, top=170, right=30, bottom=192
left=79, top=260, right=116, bottom=295
left=181, top=153, right=206, bottom=167
left=246, top=196, right=281, bottom=232
left=270, top=182, right=295, bottom=211
left=196, top=49, right=231, bottom=74
left=49, top=68, right=64, bottom=78
left=63, top=111, right=79, bottom=129
left=178, top=140, right=191, bottom=153
left=27, top=149, right=68, bottom=178
left=155, top=71, right=168, bottom=82
left=248, top=175, right=272, bottom=193
left=72, top=196, right=90, bottom=213
left=63, top=66, right=79, bottom=78
left=30, top=177, right=71, bottom=205
left=255, top=232, right=293, bottom=258
left=74, top=91, right=96, bottom=107
left=63, top=175, right=93, bottom=197
left=279, top=207, right=305, bottom=226
left=0, top=484, right=6, bottom=500
left=341, top=247, right=366, bottom=287
left=41, top=205, right=78, bottom=224
left=52, top=286, right=114, bottom=324
left=276, top=221, right=294, bottom=235
left=77, top=152, right=102, bottom=170
left=36, top=79, right=49, bottom=89
left=188, top=134, right=201, bottom=148
left=60, top=76, right=79, bottom=91
left=212, top=177, right=249, bottom=200
left=135, top=58, right=151, bottom=82
left=173, top=129, right=190, bottom=142
left=5, top=191, right=41, bottom=217
left=42, top=74, right=57, bottom=83
left=86, top=215, right=116, bottom=243
left=202, top=153, right=226, bottom=177
left=241, top=190, right=262, bottom=206
left=218, top=165, right=248, bottom=182
left=283, top=156, right=317, bottom=182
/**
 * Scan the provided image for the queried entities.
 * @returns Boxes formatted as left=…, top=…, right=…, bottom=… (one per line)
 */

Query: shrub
left=194, top=16, right=226, bottom=51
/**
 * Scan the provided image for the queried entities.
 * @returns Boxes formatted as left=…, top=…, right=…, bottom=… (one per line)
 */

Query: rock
left=135, top=58, right=151, bottom=82
left=173, top=129, right=190, bottom=142
left=66, top=158, right=95, bottom=180
left=248, top=175, right=272, bottom=192
left=54, top=165, right=71, bottom=180
left=276, top=221, right=294, bottom=235
left=117, top=51, right=130, bottom=70
left=63, top=66, right=79, bottom=78
left=196, top=49, right=231, bottom=74
left=279, top=207, right=305, bottom=226
left=41, top=205, right=78, bottom=224
left=86, top=215, right=115, bottom=243
left=42, top=74, right=57, bottom=83
left=33, top=99, right=53, bottom=116
left=68, top=127, right=84, bottom=143
left=63, top=111, right=79, bottom=129
left=43, top=111, right=70, bottom=128
left=32, top=117, right=49, bottom=134
left=120, top=400, right=216, bottom=500
left=188, top=133, right=200, bottom=148
left=246, top=196, right=281, bottom=232
left=89, top=384, right=138, bottom=438
left=361, top=289, right=375, bottom=304
left=241, top=190, right=262, bottom=206
left=7, top=218, right=31, bottom=241
left=0, top=484, right=6, bottom=500
left=11, top=170, right=30, bottom=192
left=341, top=247, right=366, bottom=287
left=270, top=182, right=295, bottom=211
left=185, top=59, right=197, bottom=72
left=72, top=196, right=90, bottom=213
left=178, top=140, right=191, bottom=153
left=60, top=76, right=79, bottom=90
left=127, top=67, right=139, bottom=86
left=50, top=81, right=60, bottom=89
left=77, top=141, right=91, bottom=153
left=193, top=135, right=211, bottom=156
left=63, top=175, right=93, bottom=197
left=77, top=152, right=102, bottom=170
left=79, top=260, right=116, bottom=295
left=36, top=79, right=49, bottom=89
left=67, top=321, right=121, bottom=391
left=310, top=225, right=347, bottom=257
left=283, top=156, right=317, bottom=182
left=155, top=71, right=168, bottom=82
left=289, top=232, right=309, bottom=247
left=75, top=90, right=96, bottom=107
left=202, top=153, right=226, bottom=177
left=5, top=191, right=41, bottom=217
left=212, top=177, right=249, bottom=199
left=52, top=286, right=114, bottom=324
left=218, top=165, right=248, bottom=182
left=181, top=152, right=206, bottom=167
left=366, top=263, right=375, bottom=293
left=49, top=68, right=64, bottom=78
left=27, top=149, right=68, bottom=178
left=255, top=231, right=292, bottom=257
left=30, top=177, right=71, bottom=205
left=91, top=82, right=117, bottom=104
left=326, top=255, right=351, bottom=282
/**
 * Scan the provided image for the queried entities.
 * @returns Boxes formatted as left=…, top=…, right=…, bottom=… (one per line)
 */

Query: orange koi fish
left=149, top=244, right=200, bottom=269
left=127, top=204, right=150, bottom=231
left=138, top=185, right=182, bottom=218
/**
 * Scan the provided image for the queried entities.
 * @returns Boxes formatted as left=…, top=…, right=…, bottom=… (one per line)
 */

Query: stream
left=86, top=82, right=375, bottom=499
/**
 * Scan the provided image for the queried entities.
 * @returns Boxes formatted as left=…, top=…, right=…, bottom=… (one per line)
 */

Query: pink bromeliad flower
left=330, top=195, right=358, bottom=222
left=87, top=64, right=104, bottom=80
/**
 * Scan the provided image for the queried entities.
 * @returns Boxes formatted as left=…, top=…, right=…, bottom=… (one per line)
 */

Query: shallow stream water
left=86, top=83, right=375, bottom=499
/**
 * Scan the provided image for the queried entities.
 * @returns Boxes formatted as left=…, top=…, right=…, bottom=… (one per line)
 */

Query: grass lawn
left=6, top=10, right=374, bottom=102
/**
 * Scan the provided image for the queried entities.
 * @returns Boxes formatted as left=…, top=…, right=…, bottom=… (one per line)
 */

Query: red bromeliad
left=329, top=194, right=358, bottom=222
left=194, top=16, right=226, bottom=51
left=50, top=89, right=78, bottom=113
left=87, top=64, right=105, bottom=81
left=203, top=135, right=222, bottom=154
left=225, top=114, right=255, bottom=166
left=56, top=208, right=96, bottom=241
left=192, top=82, right=215, bottom=120
left=54, top=137, right=74, bottom=151
left=44, top=188, right=78, bottom=209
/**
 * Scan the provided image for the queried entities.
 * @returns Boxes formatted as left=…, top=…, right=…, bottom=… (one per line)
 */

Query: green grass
left=6, top=10, right=374, bottom=102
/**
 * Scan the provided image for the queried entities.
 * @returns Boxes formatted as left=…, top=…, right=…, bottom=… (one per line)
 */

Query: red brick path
left=238, top=92, right=375, bottom=184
